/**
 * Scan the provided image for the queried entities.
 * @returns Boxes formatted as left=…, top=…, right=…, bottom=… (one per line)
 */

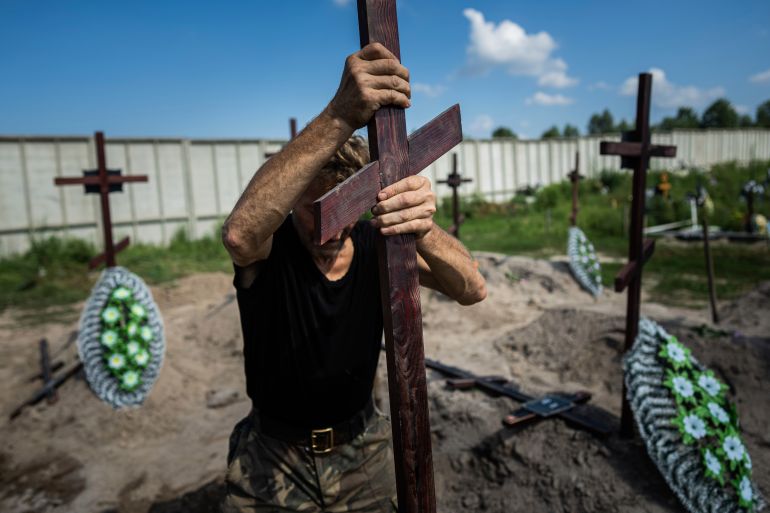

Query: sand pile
left=0, top=253, right=767, bottom=513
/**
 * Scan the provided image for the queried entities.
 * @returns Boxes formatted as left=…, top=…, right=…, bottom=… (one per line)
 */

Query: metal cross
left=54, top=131, right=148, bottom=268
left=265, top=118, right=298, bottom=159
left=313, top=1, right=462, bottom=510
left=568, top=151, right=583, bottom=227
left=438, top=153, right=472, bottom=239
left=600, top=72, right=677, bottom=438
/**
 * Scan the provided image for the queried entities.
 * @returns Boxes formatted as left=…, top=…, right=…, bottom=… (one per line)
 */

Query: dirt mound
left=0, top=257, right=767, bottom=513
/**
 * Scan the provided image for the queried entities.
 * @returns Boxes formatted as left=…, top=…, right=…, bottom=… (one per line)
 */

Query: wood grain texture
left=313, top=161, right=380, bottom=244
left=313, top=104, right=462, bottom=244
left=89, top=236, right=130, bottom=269
left=358, top=1, right=436, bottom=512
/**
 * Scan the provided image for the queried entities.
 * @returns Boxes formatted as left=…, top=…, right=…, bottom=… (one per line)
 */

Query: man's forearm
left=222, top=108, right=352, bottom=264
left=416, top=223, right=487, bottom=305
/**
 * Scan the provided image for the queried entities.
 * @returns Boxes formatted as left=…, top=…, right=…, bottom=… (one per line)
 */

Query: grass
left=1, top=160, right=769, bottom=314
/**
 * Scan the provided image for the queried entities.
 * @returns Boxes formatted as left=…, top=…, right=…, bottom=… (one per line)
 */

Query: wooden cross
left=265, top=117, right=298, bottom=159
left=693, top=185, right=719, bottom=324
left=54, top=131, right=148, bottom=269
left=568, top=151, right=583, bottom=227
left=438, top=153, right=472, bottom=239
left=600, top=72, right=676, bottom=438
left=314, top=1, right=462, bottom=511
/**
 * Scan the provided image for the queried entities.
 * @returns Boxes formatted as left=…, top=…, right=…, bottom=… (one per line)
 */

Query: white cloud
left=332, top=0, right=352, bottom=6
left=621, top=68, right=724, bottom=108
left=462, top=8, right=577, bottom=88
left=735, top=104, right=750, bottom=115
left=525, top=91, right=574, bottom=106
left=412, top=82, right=446, bottom=98
left=749, top=69, right=770, bottom=84
left=468, top=114, right=494, bottom=136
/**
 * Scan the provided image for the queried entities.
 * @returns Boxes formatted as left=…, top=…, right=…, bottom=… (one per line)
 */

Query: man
left=221, top=42, right=486, bottom=512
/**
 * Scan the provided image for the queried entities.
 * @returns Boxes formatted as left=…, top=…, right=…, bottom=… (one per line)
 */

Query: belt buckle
left=310, top=427, right=334, bottom=454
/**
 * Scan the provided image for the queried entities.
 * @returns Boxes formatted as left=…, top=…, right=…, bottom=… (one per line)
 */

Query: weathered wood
left=702, top=214, right=719, bottom=324
left=39, top=339, right=57, bottom=403
left=314, top=104, right=462, bottom=243
left=600, top=73, right=677, bottom=438
left=89, top=236, right=130, bottom=269
left=438, top=153, right=472, bottom=238
left=54, top=131, right=148, bottom=268
left=10, top=362, right=84, bottom=420
left=290, top=117, right=298, bottom=139
left=614, top=239, right=655, bottom=292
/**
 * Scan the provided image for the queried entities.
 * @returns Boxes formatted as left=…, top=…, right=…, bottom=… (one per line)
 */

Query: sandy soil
left=0, top=254, right=767, bottom=513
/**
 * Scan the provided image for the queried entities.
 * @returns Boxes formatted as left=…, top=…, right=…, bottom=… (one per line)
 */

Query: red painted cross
left=438, top=153, right=472, bottom=239
left=313, top=1, right=462, bottom=511
left=600, top=73, right=676, bottom=437
left=54, top=131, right=148, bottom=269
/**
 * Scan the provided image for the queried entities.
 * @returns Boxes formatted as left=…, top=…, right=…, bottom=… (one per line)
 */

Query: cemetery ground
left=0, top=161, right=768, bottom=512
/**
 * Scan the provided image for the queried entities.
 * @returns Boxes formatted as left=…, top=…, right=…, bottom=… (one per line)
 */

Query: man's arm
left=370, top=176, right=487, bottom=305
left=221, top=43, right=412, bottom=267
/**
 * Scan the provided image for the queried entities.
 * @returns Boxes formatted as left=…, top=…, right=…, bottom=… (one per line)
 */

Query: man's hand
left=327, top=42, right=411, bottom=132
left=371, top=176, right=436, bottom=239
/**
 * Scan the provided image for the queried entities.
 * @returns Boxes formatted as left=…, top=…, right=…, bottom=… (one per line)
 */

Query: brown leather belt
left=258, top=399, right=375, bottom=454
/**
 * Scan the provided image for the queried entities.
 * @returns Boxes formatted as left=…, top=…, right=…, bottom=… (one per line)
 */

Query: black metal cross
left=313, top=1, right=463, bottom=511
left=54, top=131, right=148, bottom=268
left=600, top=72, right=677, bottom=437
left=438, top=153, right=472, bottom=239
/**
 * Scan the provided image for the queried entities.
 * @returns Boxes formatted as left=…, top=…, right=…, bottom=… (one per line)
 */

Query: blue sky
left=1, top=0, right=769, bottom=139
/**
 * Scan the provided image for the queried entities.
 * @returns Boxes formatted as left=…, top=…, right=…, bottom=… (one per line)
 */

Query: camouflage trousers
left=222, top=406, right=398, bottom=512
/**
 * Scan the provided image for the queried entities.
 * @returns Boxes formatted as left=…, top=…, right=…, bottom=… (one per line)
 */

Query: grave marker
left=313, top=1, right=463, bottom=510
left=438, top=153, right=472, bottom=239
left=54, top=131, right=148, bottom=268
left=600, top=72, right=677, bottom=437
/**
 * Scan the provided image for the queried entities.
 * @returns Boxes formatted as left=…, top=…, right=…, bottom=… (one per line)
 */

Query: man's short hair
left=318, top=135, right=370, bottom=190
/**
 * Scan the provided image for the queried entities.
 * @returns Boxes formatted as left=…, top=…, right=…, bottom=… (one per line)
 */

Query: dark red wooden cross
left=438, top=153, right=472, bottom=239
left=568, top=151, right=583, bottom=227
left=313, top=1, right=462, bottom=511
left=54, top=131, right=148, bottom=269
left=600, top=73, right=676, bottom=437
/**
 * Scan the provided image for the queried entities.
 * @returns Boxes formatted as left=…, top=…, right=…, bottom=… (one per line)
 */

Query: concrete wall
left=1, top=129, right=769, bottom=257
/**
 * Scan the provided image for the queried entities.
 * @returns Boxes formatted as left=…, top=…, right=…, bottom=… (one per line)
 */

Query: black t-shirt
left=233, top=215, right=383, bottom=428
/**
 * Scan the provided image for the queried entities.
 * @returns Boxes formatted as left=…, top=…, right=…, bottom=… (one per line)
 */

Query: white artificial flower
left=672, top=376, right=694, bottom=398
left=140, top=326, right=153, bottom=343
left=122, top=371, right=139, bottom=389
left=126, top=341, right=140, bottom=356
left=127, top=322, right=138, bottom=337
left=704, top=449, right=721, bottom=475
left=101, top=307, right=121, bottom=324
left=698, top=374, right=722, bottom=397
left=588, top=243, right=594, bottom=252
left=101, top=330, right=119, bottom=348
left=739, top=476, right=753, bottom=503
left=723, top=435, right=746, bottom=462
left=707, top=402, right=730, bottom=424
left=745, top=452, right=752, bottom=470
left=108, top=353, right=126, bottom=370
left=112, top=287, right=131, bottom=300
left=581, top=255, right=589, bottom=264
left=683, top=414, right=707, bottom=440
left=593, top=262, right=600, bottom=270
left=134, top=350, right=149, bottom=367
left=666, top=342, right=687, bottom=364
left=130, top=304, right=146, bottom=318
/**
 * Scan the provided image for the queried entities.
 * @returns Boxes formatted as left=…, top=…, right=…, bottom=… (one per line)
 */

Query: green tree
left=492, top=126, right=517, bottom=138
left=616, top=119, right=632, bottom=132
left=587, top=109, right=615, bottom=134
left=659, top=107, right=700, bottom=130
left=562, top=124, right=579, bottom=137
left=739, top=114, right=754, bottom=128
left=756, top=100, right=770, bottom=128
left=541, top=126, right=561, bottom=139
left=701, top=99, right=739, bottom=128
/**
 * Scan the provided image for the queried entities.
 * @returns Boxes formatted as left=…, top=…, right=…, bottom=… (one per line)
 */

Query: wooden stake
left=438, top=153, right=472, bottom=239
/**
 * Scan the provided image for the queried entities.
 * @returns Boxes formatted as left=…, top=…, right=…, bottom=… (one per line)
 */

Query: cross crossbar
left=614, top=238, right=655, bottom=292
left=314, top=104, right=461, bottom=243
left=438, top=153, right=472, bottom=239
left=600, top=141, right=676, bottom=159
